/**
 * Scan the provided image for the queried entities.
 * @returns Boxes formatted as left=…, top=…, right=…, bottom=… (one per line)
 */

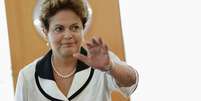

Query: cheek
left=48, top=33, right=61, bottom=44
left=75, top=34, right=83, bottom=43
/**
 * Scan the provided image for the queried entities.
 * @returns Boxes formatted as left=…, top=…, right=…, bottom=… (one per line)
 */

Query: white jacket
left=15, top=48, right=138, bottom=101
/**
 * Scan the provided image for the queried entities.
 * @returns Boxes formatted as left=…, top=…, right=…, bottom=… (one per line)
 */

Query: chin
left=61, top=47, right=78, bottom=57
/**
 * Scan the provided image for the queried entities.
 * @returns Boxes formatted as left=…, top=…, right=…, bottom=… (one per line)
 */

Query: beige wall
left=5, top=0, right=128, bottom=100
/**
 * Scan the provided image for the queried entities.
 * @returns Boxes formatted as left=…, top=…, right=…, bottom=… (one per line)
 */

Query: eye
left=69, top=25, right=82, bottom=32
left=54, top=26, right=64, bottom=33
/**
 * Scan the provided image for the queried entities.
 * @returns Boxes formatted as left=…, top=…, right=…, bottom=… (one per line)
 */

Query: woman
left=15, top=0, right=139, bottom=101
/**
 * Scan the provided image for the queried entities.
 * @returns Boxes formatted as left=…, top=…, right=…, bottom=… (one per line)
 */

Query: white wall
left=0, top=0, right=14, bottom=100
left=119, top=0, right=201, bottom=101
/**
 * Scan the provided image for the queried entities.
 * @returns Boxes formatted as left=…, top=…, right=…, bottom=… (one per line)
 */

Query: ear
left=42, top=28, right=48, bottom=36
left=42, top=28, right=48, bottom=41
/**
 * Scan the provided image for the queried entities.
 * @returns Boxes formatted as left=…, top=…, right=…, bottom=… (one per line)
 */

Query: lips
left=62, top=42, right=76, bottom=47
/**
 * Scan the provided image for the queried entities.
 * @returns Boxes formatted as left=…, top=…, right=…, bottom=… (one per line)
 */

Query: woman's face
left=45, top=9, right=83, bottom=58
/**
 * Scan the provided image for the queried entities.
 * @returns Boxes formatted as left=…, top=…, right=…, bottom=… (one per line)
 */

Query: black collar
left=35, top=47, right=90, bottom=80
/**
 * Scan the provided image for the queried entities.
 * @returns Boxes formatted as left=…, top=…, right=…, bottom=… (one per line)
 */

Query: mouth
left=62, top=42, right=76, bottom=48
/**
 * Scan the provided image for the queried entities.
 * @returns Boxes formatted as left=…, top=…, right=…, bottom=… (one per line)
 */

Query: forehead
left=49, top=10, right=82, bottom=26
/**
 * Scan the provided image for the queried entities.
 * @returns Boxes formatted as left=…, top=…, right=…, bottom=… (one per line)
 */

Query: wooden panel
left=5, top=0, right=48, bottom=87
left=86, top=0, right=125, bottom=61
left=5, top=0, right=128, bottom=101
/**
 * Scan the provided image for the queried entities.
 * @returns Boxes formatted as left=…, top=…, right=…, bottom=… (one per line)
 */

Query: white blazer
left=15, top=48, right=138, bottom=101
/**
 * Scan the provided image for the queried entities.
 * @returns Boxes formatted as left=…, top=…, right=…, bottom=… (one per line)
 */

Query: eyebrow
left=53, top=23, right=81, bottom=27
left=54, top=24, right=63, bottom=27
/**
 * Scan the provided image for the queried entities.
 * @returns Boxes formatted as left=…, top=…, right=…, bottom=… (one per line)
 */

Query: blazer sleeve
left=15, top=71, right=28, bottom=101
left=105, top=51, right=139, bottom=97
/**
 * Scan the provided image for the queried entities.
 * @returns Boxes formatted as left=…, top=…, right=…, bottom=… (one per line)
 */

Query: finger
left=86, top=42, right=98, bottom=53
left=98, top=37, right=103, bottom=45
left=86, top=41, right=94, bottom=49
left=92, top=37, right=100, bottom=46
left=73, top=53, right=89, bottom=64
left=103, top=43, right=109, bottom=51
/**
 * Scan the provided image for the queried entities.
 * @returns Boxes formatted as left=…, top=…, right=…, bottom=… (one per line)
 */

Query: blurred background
left=1, top=0, right=201, bottom=101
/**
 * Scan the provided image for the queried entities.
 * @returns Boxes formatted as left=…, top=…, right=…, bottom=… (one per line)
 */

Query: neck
left=52, top=53, right=77, bottom=72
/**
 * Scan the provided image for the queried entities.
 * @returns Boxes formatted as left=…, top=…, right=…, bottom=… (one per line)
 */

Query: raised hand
left=73, top=37, right=110, bottom=71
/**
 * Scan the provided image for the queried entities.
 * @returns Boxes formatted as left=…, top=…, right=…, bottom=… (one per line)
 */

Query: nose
left=63, top=30, right=73, bottom=39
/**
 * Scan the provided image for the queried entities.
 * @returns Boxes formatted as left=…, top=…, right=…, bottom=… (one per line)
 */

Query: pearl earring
left=46, top=42, right=49, bottom=47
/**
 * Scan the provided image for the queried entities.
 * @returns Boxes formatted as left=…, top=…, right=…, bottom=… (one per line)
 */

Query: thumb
left=73, top=53, right=89, bottom=63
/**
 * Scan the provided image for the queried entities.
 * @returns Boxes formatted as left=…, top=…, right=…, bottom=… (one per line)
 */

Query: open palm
left=74, top=37, right=110, bottom=71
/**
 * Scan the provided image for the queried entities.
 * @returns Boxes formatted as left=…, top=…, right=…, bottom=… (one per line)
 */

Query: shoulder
left=19, top=57, right=43, bottom=80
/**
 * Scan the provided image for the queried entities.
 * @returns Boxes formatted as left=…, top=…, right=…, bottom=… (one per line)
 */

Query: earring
left=46, top=42, right=49, bottom=47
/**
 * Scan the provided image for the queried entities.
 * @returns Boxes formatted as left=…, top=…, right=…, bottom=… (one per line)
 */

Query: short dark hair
left=40, top=0, right=88, bottom=31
